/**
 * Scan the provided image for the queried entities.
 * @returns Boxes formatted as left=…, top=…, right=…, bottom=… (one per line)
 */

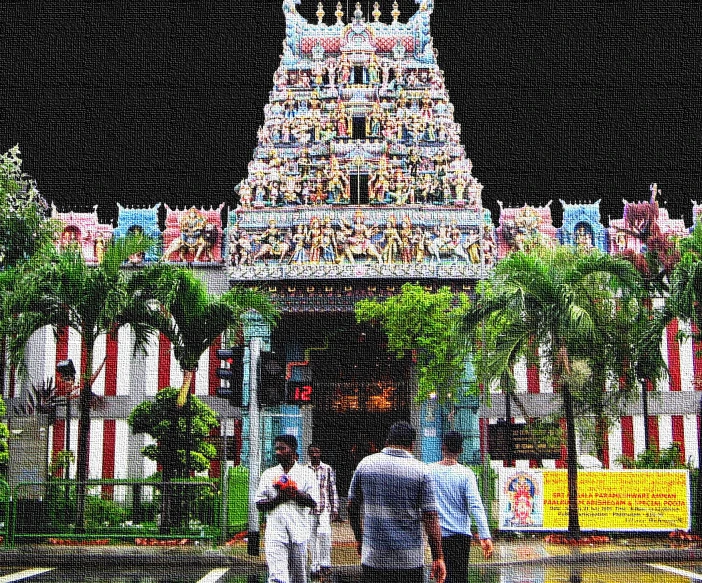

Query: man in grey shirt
left=347, top=421, right=446, bottom=583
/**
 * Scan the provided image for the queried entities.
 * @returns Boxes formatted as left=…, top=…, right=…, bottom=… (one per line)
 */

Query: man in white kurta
left=306, top=444, right=340, bottom=577
left=256, top=435, right=320, bottom=583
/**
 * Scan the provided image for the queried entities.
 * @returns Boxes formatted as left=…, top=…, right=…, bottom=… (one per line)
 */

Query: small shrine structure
left=558, top=200, right=607, bottom=253
left=51, top=205, right=113, bottom=263
left=162, top=205, right=225, bottom=264
left=113, top=203, right=163, bottom=263
left=608, top=184, right=688, bottom=256
left=495, top=202, right=558, bottom=259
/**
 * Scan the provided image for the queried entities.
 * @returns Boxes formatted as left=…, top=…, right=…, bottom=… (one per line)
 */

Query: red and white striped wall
left=485, top=317, right=702, bottom=470
left=16, top=325, right=224, bottom=485
left=11, top=315, right=702, bottom=478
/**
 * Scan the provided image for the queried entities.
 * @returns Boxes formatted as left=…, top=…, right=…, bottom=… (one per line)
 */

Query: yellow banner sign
left=498, top=469, right=690, bottom=531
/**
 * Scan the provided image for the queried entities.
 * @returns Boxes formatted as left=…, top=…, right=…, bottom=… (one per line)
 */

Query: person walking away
left=347, top=421, right=446, bottom=583
left=255, top=435, right=320, bottom=583
left=429, top=431, right=493, bottom=583
left=306, top=444, right=340, bottom=578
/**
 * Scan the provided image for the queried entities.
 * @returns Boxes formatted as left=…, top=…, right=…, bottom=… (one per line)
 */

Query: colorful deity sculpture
left=162, top=206, right=223, bottom=263
left=163, top=207, right=207, bottom=262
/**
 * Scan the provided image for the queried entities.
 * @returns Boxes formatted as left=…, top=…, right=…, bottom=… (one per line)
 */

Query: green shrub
left=85, top=496, right=128, bottom=528
left=617, top=442, right=690, bottom=469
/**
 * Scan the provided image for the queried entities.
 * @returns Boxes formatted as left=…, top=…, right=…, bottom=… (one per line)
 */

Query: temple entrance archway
left=274, top=314, right=411, bottom=494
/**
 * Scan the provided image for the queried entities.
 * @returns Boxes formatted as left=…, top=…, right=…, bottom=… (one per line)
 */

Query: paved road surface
left=2, top=562, right=702, bottom=582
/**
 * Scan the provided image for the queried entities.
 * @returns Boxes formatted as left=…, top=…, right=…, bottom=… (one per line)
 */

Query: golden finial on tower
left=392, top=1, right=401, bottom=23
left=335, top=2, right=344, bottom=23
left=317, top=2, right=325, bottom=24
left=373, top=2, right=381, bottom=22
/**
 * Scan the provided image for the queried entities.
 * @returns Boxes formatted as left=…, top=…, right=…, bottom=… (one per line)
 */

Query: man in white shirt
left=306, top=444, right=340, bottom=578
left=256, top=435, right=320, bottom=583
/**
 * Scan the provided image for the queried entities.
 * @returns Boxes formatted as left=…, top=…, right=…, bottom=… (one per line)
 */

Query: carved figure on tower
left=239, top=181, right=253, bottom=208
left=421, top=90, right=434, bottom=120
left=283, top=91, right=296, bottom=119
left=381, top=216, right=402, bottom=264
left=306, top=217, right=323, bottom=263
left=93, top=232, right=106, bottom=263
left=339, top=54, right=351, bottom=85
left=290, top=224, right=308, bottom=264
left=327, top=171, right=349, bottom=204
left=326, top=57, right=337, bottom=88
left=367, top=54, right=380, bottom=86
left=311, top=170, right=327, bottom=205
left=399, top=216, right=414, bottom=263
left=407, top=147, right=420, bottom=178
left=575, top=224, right=593, bottom=251
left=253, top=219, right=290, bottom=263
left=163, top=207, right=207, bottom=262
left=339, top=211, right=383, bottom=264
left=321, top=216, right=338, bottom=264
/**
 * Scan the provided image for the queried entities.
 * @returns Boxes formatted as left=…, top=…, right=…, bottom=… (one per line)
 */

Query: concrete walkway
left=0, top=522, right=700, bottom=571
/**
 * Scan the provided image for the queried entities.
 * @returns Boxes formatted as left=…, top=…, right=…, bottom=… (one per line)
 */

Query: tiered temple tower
left=226, top=0, right=495, bottom=284
left=224, top=0, right=494, bottom=475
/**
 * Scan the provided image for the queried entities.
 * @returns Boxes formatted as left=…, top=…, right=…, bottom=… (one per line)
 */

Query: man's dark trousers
left=362, top=565, right=424, bottom=583
left=443, top=534, right=472, bottom=583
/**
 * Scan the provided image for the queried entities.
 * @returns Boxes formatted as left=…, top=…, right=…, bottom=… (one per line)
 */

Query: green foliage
left=85, top=496, right=129, bottom=528
left=0, top=146, right=61, bottom=268
left=6, top=233, right=157, bottom=376
left=0, top=419, right=8, bottom=473
left=126, top=264, right=278, bottom=405
left=49, top=450, right=75, bottom=477
left=465, top=246, right=645, bottom=535
left=4, top=233, right=158, bottom=528
left=667, top=221, right=702, bottom=331
left=466, top=247, right=644, bottom=412
left=618, top=443, right=689, bottom=470
left=0, top=397, right=9, bottom=473
left=44, top=487, right=128, bottom=529
left=355, top=282, right=471, bottom=402
left=644, top=222, right=702, bottom=387
left=128, top=387, right=219, bottom=476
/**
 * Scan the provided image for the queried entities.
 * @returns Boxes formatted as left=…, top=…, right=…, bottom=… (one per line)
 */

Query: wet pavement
left=0, top=562, right=701, bottom=582
left=1, top=523, right=702, bottom=581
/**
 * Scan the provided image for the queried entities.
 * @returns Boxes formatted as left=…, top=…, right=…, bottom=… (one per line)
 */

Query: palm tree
left=645, top=222, right=702, bottom=531
left=651, top=222, right=702, bottom=335
left=129, top=264, right=278, bottom=407
left=463, top=246, right=643, bottom=535
left=126, top=264, right=277, bottom=530
left=7, top=234, right=155, bottom=531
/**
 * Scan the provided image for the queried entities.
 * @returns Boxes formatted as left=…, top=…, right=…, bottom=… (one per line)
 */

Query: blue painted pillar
left=456, top=359, right=481, bottom=465
left=420, top=396, right=443, bottom=463
left=240, top=311, right=271, bottom=469
left=278, top=404, right=303, bottom=452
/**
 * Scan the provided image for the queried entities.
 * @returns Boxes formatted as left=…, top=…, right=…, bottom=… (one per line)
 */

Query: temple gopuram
left=226, top=0, right=494, bottom=291
left=11, top=1, right=702, bottom=495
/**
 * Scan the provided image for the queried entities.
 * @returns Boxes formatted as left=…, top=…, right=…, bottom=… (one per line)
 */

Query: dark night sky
left=2, top=1, right=702, bottom=227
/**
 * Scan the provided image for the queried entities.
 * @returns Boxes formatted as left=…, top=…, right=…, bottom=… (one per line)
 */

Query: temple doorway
left=308, top=321, right=411, bottom=495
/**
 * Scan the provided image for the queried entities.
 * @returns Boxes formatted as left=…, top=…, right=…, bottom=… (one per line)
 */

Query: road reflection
left=234, top=564, right=702, bottom=583
left=467, top=562, right=700, bottom=582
